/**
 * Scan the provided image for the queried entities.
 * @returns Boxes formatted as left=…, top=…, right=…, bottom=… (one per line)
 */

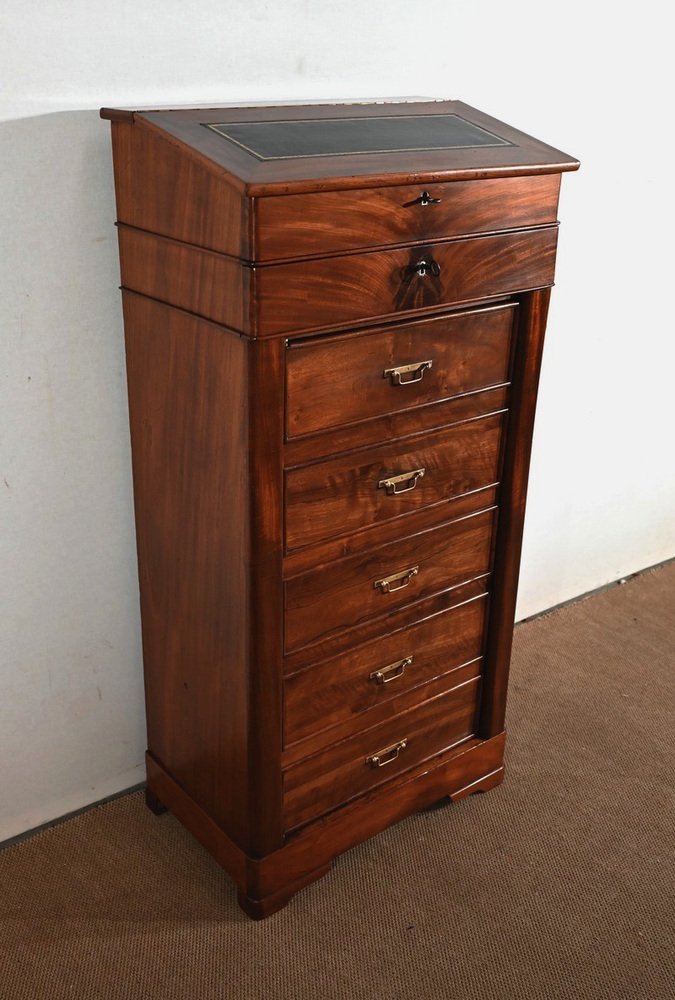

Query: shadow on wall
left=0, top=110, right=146, bottom=840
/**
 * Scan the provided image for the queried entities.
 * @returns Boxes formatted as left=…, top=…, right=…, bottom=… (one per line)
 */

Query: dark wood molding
left=479, top=288, right=552, bottom=738
left=246, top=336, right=286, bottom=854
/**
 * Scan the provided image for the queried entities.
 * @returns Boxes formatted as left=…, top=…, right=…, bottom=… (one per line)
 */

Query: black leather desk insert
left=204, top=114, right=512, bottom=161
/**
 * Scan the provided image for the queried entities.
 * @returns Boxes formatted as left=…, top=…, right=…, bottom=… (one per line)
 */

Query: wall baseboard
left=0, top=781, right=145, bottom=852
left=516, top=553, right=675, bottom=626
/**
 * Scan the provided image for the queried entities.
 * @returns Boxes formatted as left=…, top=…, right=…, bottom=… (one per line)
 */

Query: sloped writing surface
left=205, top=114, right=512, bottom=161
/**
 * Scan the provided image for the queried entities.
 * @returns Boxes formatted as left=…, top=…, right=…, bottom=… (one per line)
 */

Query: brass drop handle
left=374, top=566, right=419, bottom=594
left=383, top=360, right=433, bottom=386
left=370, top=655, right=412, bottom=685
left=367, top=739, right=408, bottom=768
left=413, top=259, right=441, bottom=278
left=378, top=468, right=425, bottom=496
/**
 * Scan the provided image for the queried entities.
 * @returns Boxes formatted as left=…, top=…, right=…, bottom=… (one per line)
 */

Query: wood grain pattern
left=283, top=657, right=484, bottom=768
left=119, top=101, right=579, bottom=193
left=255, top=227, right=557, bottom=336
left=283, top=576, right=490, bottom=677
left=285, top=412, right=505, bottom=551
left=103, top=98, right=576, bottom=918
left=244, top=740, right=499, bottom=897
left=117, top=225, right=250, bottom=334
left=147, top=733, right=507, bottom=913
left=284, top=592, right=487, bottom=748
left=110, top=120, right=249, bottom=256
left=283, top=486, right=500, bottom=580
left=286, top=303, right=516, bottom=437
left=283, top=383, right=509, bottom=471
left=480, top=288, right=552, bottom=738
left=123, top=292, right=252, bottom=847
left=256, top=174, right=561, bottom=260
left=146, top=752, right=249, bottom=886
left=246, top=336, right=286, bottom=854
left=283, top=677, right=481, bottom=829
left=117, top=225, right=555, bottom=341
left=264, top=731, right=507, bottom=896
left=284, top=508, right=496, bottom=652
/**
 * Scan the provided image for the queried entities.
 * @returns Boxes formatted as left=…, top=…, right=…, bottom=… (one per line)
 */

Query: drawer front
left=285, top=508, right=495, bottom=652
left=256, top=227, right=557, bottom=336
left=284, top=592, right=488, bottom=747
left=286, top=303, right=516, bottom=438
left=255, top=174, right=561, bottom=260
left=285, top=411, right=505, bottom=551
left=283, top=677, right=481, bottom=830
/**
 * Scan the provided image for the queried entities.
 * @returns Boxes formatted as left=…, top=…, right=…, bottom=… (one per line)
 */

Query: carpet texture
left=1, top=563, right=674, bottom=999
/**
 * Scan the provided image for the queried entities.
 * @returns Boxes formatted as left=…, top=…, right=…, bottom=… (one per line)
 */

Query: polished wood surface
left=246, top=336, right=286, bottom=854
left=285, top=508, right=495, bottom=652
left=116, top=222, right=556, bottom=338
left=101, top=101, right=578, bottom=193
left=117, top=225, right=251, bottom=334
left=255, top=227, right=558, bottom=336
left=123, top=295, right=286, bottom=856
left=286, top=304, right=516, bottom=438
left=284, top=657, right=484, bottom=768
left=284, top=575, right=490, bottom=677
left=284, top=594, right=487, bottom=748
left=103, top=99, right=577, bottom=918
left=111, top=121, right=248, bottom=257
left=122, top=292, right=252, bottom=847
left=479, top=288, right=552, bottom=740
left=256, top=174, right=560, bottom=260
left=283, top=383, right=509, bottom=470
left=146, top=731, right=506, bottom=916
left=285, top=413, right=505, bottom=551
left=283, top=677, right=481, bottom=829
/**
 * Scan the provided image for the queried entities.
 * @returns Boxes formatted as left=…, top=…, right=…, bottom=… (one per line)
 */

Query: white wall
left=2, top=1, right=673, bottom=841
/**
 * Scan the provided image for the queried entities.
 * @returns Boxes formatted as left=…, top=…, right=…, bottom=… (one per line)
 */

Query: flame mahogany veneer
left=102, top=100, right=578, bottom=919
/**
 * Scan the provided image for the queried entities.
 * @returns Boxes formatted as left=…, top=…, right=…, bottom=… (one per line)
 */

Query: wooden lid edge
left=245, top=160, right=580, bottom=197
left=100, top=108, right=136, bottom=123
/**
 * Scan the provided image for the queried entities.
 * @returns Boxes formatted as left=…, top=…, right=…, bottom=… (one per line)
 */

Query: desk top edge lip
left=100, top=99, right=580, bottom=195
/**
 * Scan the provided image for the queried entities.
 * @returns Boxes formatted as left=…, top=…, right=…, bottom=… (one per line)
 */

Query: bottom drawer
left=283, top=676, right=480, bottom=830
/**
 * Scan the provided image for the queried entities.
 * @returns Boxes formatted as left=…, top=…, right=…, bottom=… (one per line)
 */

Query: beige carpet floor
left=2, top=563, right=674, bottom=999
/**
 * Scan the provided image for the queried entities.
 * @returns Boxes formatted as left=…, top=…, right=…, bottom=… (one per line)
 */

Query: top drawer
left=254, top=174, right=561, bottom=261
left=286, top=303, right=516, bottom=438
